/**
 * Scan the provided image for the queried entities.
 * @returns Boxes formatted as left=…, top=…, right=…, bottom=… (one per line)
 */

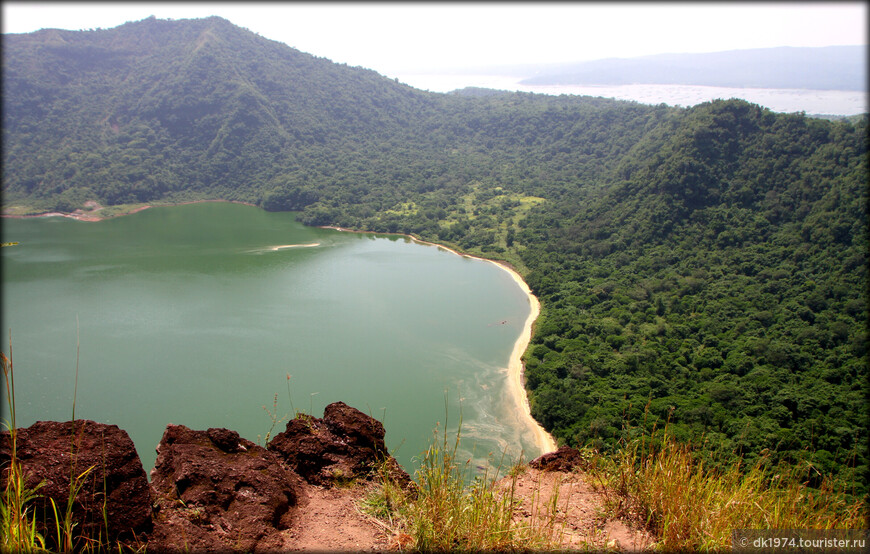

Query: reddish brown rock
left=322, top=401, right=387, bottom=453
left=0, top=419, right=152, bottom=545
left=148, top=424, right=303, bottom=552
left=529, top=445, right=589, bottom=472
left=268, top=401, right=412, bottom=489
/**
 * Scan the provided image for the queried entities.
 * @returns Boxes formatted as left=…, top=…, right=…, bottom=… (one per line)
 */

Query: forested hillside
left=2, top=16, right=437, bottom=209
left=3, top=17, right=867, bottom=494
left=518, top=101, right=868, bottom=493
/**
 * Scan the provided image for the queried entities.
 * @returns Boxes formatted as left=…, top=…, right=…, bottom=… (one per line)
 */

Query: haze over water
left=398, top=74, right=867, bottom=116
left=1, top=203, right=540, bottom=475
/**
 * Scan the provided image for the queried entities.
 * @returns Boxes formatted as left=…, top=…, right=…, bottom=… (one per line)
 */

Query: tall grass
left=52, top=317, right=99, bottom=552
left=361, top=419, right=565, bottom=551
left=590, top=415, right=868, bottom=551
left=1, top=342, right=48, bottom=551
left=1, top=333, right=118, bottom=553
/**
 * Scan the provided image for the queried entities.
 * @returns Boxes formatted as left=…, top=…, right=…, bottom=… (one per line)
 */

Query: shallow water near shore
left=1, top=202, right=544, bottom=476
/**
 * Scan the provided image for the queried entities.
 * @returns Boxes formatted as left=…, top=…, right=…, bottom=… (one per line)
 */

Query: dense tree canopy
left=3, top=17, right=867, bottom=495
left=518, top=101, right=868, bottom=494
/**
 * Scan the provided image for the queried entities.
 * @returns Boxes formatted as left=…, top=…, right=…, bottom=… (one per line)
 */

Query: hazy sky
left=2, top=2, right=866, bottom=75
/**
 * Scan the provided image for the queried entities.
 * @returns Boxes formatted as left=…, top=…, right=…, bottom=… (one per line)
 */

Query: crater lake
left=1, top=202, right=548, bottom=475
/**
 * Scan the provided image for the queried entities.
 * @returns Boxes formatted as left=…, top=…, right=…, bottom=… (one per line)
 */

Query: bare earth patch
left=282, top=481, right=390, bottom=552
left=69, top=200, right=106, bottom=220
left=495, top=467, right=655, bottom=551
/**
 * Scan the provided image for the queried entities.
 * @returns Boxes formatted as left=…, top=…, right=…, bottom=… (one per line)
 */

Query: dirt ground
left=281, top=481, right=393, bottom=552
left=494, top=467, right=655, bottom=551
left=280, top=468, right=654, bottom=552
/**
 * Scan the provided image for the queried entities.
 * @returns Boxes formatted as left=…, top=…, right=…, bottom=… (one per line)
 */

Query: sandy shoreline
left=2, top=203, right=150, bottom=222
left=496, top=262, right=559, bottom=455
left=395, top=236, right=559, bottom=456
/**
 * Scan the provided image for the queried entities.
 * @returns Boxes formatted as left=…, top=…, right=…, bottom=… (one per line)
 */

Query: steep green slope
left=3, top=16, right=436, bottom=208
left=519, top=100, right=868, bottom=492
left=3, top=18, right=867, bottom=494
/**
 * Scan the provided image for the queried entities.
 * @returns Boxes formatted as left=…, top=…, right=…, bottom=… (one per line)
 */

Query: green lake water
left=1, top=202, right=542, bottom=476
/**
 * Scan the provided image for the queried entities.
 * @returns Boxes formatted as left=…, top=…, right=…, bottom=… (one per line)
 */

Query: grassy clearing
left=0, top=201, right=151, bottom=219
left=587, top=416, right=868, bottom=551
left=434, top=184, right=544, bottom=273
left=90, top=203, right=151, bottom=219
left=1, top=205, right=46, bottom=216
left=384, top=201, right=419, bottom=218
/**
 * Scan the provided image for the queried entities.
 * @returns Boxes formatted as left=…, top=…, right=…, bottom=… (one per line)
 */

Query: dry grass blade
left=592, top=420, right=869, bottom=551
left=359, top=419, right=566, bottom=552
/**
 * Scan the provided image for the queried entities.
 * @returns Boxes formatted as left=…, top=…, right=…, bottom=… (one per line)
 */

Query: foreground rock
left=148, top=425, right=303, bottom=552
left=268, top=401, right=412, bottom=489
left=0, top=420, right=152, bottom=545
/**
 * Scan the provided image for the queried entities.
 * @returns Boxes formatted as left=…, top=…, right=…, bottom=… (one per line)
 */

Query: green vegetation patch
left=1, top=205, right=44, bottom=216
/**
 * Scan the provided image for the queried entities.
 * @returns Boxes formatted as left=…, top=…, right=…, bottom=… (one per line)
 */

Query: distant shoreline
left=1, top=199, right=257, bottom=222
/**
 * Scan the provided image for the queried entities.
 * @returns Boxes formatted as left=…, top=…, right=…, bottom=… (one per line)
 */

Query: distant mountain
left=519, top=46, right=866, bottom=90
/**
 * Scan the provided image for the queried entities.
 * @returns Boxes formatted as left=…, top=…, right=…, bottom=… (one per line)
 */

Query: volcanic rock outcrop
left=267, top=401, right=412, bottom=489
left=148, top=424, right=303, bottom=551
left=0, top=403, right=417, bottom=550
left=0, top=420, right=152, bottom=544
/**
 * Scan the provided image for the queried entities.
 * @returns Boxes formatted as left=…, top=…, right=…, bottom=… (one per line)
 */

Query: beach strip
left=408, top=239, right=559, bottom=456
left=488, top=260, right=559, bottom=455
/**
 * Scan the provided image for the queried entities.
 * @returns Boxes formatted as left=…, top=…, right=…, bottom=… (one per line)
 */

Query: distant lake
left=1, top=203, right=543, bottom=476
left=398, top=73, right=867, bottom=115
